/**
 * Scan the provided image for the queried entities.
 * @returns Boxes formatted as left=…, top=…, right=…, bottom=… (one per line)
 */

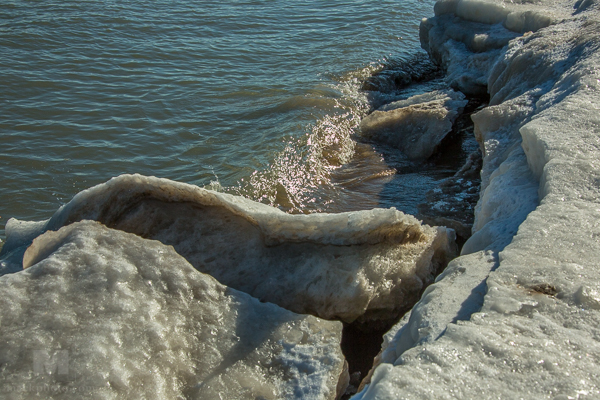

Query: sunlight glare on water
left=0, top=0, right=437, bottom=239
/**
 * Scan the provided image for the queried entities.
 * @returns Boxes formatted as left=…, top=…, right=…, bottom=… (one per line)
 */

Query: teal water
left=0, top=0, right=444, bottom=240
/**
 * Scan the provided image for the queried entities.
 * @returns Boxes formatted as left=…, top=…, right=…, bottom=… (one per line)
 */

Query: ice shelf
left=354, top=0, right=600, bottom=398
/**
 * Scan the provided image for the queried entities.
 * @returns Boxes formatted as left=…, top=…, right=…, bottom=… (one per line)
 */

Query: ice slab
left=462, top=143, right=539, bottom=254
left=0, top=174, right=457, bottom=324
left=354, top=1, right=600, bottom=398
left=0, top=220, right=47, bottom=276
left=355, top=251, right=497, bottom=393
left=0, top=221, right=347, bottom=400
left=359, top=89, right=468, bottom=161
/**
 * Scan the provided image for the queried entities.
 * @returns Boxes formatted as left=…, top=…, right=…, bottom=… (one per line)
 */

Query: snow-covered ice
left=359, top=89, right=468, bottom=161
left=0, top=221, right=347, bottom=399
left=355, top=0, right=600, bottom=398
left=420, top=14, right=520, bottom=95
left=0, top=174, right=457, bottom=324
left=420, top=0, right=575, bottom=95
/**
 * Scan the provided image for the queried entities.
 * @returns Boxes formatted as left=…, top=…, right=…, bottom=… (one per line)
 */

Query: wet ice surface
left=0, top=174, right=457, bottom=324
left=417, top=150, right=482, bottom=240
left=359, top=89, right=468, bottom=161
left=355, top=0, right=600, bottom=398
left=0, top=221, right=347, bottom=399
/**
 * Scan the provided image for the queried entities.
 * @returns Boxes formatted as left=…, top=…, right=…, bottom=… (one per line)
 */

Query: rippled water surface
left=1, top=0, right=446, bottom=239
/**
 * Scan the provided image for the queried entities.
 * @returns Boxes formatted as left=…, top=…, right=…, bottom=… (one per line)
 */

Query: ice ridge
left=355, top=0, right=600, bottom=398
left=1, top=174, right=457, bottom=324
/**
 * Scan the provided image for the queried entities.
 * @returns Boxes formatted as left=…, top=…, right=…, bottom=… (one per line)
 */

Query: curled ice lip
left=4, top=174, right=457, bottom=324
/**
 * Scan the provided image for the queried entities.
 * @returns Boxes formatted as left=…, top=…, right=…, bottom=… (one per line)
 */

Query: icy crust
left=0, top=221, right=347, bottom=400
left=359, top=89, right=468, bottom=161
left=467, top=16, right=600, bottom=254
left=463, top=101, right=540, bottom=253
left=354, top=1, right=600, bottom=399
left=420, top=0, right=573, bottom=95
left=420, top=15, right=520, bottom=94
left=354, top=251, right=497, bottom=394
left=433, top=0, right=569, bottom=33
left=0, top=174, right=457, bottom=323
left=2, top=175, right=433, bottom=250
left=355, top=291, right=600, bottom=399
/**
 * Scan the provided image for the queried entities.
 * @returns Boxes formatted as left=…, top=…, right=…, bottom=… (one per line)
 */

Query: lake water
left=0, top=0, right=466, bottom=241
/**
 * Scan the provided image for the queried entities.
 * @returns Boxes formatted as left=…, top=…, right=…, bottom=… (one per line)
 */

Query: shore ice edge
left=354, top=0, right=600, bottom=398
left=1, top=174, right=456, bottom=325
left=0, top=172, right=457, bottom=398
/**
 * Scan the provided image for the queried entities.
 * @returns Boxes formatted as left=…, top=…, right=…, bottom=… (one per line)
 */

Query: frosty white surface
left=355, top=0, right=600, bottom=398
left=463, top=142, right=539, bottom=254
left=0, top=174, right=456, bottom=323
left=420, top=15, right=519, bottom=94
left=359, top=89, right=468, bottom=160
left=0, top=221, right=347, bottom=400
left=421, top=0, right=573, bottom=95
left=378, top=251, right=496, bottom=363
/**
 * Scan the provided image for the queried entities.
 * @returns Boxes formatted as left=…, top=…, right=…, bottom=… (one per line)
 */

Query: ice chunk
left=420, top=14, right=518, bottom=94
left=434, top=0, right=564, bottom=33
left=1, top=174, right=457, bottom=324
left=355, top=251, right=496, bottom=392
left=359, top=89, right=468, bottom=161
left=356, top=289, right=600, bottom=399
left=487, top=20, right=590, bottom=106
left=0, top=221, right=347, bottom=400
left=423, top=14, right=520, bottom=55
left=0, top=219, right=47, bottom=276
left=462, top=145, right=539, bottom=254
left=455, top=0, right=510, bottom=25
left=420, top=0, right=571, bottom=95
left=375, top=90, right=463, bottom=112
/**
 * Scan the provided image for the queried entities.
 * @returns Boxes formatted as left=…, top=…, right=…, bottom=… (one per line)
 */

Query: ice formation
left=354, top=0, right=600, bottom=398
left=0, top=221, right=347, bottom=399
left=3, top=0, right=599, bottom=397
left=0, top=174, right=456, bottom=324
left=359, top=89, right=468, bottom=161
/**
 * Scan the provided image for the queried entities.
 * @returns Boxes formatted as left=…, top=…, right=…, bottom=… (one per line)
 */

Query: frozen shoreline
left=1, top=0, right=599, bottom=398
left=354, top=0, right=600, bottom=398
left=0, top=174, right=457, bottom=399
